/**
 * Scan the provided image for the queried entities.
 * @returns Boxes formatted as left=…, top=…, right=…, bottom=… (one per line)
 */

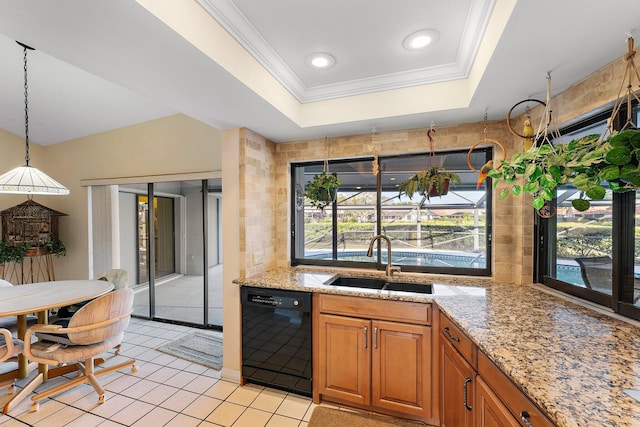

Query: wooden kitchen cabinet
left=476, top=376, right=520, bottom=427
left=314, top=294, right=433, bottom=421
left=477, top=353, right=555, bottom=427
left=317, top=313, right=370, bottom=405
left=371, top=319, right=431, bottom=417
left=440, top=329, right=475, bottom=427
left=438, top=310, right=556, bottom=427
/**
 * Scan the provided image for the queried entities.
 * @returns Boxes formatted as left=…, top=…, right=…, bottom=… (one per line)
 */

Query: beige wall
left=0, top=113, right=222, bottom=281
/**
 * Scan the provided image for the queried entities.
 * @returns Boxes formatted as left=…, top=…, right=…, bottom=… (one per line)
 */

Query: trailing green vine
left=488, top=129, right=640, bottom=212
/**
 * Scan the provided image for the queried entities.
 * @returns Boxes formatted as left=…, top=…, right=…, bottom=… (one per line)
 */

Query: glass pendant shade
left=0, top=41, right=70, bottom=196
left=0, top=165, right=70, bottom=195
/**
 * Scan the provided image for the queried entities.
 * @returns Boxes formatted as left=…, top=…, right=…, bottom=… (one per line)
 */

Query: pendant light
left=0, top=42, right=69, bottom=195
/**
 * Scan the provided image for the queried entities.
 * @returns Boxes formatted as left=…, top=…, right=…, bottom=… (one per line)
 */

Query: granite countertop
left=233, top=267, right=640, bottom=427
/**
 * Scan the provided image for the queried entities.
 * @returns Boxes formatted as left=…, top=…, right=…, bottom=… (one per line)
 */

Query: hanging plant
left=399, top=164, right=462, bottom=200
left=305, top=137, right=342, bottom=211
left=491, top=40, right=640, bottom=213
left=305, top=171, right=341, bottom=210
left=487, top=129, right=640, bottom=212
left=398, top=127, right=461, bottom=200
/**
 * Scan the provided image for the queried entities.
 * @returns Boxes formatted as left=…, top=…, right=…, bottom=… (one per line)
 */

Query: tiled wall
left=238, top=128, right=277, bottom=278
left=238, top=45, right=637, bottom=285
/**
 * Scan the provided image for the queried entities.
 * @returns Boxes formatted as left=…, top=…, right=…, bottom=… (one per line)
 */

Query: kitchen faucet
left=367, top=234, right=401, bottom=277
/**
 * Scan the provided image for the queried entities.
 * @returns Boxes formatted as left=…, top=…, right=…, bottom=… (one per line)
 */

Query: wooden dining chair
left=55, top=269, right=130, bottom=355
left=0, top=328, right=23, bottom=394
left=57, top=269, right=129, bottom=318
left=22, top=288, right=136, bottom=412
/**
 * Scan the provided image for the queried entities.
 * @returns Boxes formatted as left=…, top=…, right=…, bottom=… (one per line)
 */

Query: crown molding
left=196, top=0, right=495, bottom=103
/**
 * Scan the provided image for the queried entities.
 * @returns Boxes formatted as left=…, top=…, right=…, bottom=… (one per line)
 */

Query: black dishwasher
left=241, top=286, right=312, bottom=396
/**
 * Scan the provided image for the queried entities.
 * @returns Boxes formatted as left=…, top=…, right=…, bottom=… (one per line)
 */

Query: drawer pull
left=463, top=378, right=473, bottom=411
left=520, top=411, right=534, bottom=427
left=364, top=326, right=368, bottom=349
left=374, top=326, right=378, bottom=349
left=443, top=327, right=460, bottom=343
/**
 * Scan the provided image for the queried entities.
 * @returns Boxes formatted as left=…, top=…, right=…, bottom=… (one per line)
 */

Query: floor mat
left=308, top=406, right=426, bottom=427
left=156, top=331, right=222, bottom=370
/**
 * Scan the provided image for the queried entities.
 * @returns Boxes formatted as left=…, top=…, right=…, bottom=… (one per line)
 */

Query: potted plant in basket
left=487, top=129, right=640, bottom=212
left=0, top=239, right=66, bottom=264
left=399, top=164, right=462, bottom=200
left=305, top=171, right=341, bottom=210
left=0, top=241, right=29, bottom=264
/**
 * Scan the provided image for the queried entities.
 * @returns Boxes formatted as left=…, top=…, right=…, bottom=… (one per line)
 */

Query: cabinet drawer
left=318, top=294, right=431, bottom=325
left=438, top=311, right=476, bottom=368
left=478, top=353, right=555, bottom=427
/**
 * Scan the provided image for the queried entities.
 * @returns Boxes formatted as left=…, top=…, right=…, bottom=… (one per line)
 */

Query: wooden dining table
left=0, top=279, right=113, bottom=413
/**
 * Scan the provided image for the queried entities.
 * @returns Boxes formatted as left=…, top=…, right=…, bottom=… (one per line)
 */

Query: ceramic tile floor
left=0, top=317, right=318, bottom=427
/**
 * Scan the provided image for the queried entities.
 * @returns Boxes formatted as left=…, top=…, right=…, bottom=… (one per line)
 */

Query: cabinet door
left=441, top=338, right=475, bottom=427
left=476, top=376, right=520, bottom=427
left=317, top=313, right=370, bottom=405
left=371, top=320, right=432, bottom=418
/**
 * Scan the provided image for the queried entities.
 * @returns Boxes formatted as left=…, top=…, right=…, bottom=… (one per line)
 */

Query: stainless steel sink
left=326, top=276, right=432, bottom=294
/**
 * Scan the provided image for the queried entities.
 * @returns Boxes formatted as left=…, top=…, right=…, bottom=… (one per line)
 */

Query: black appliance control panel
left=246, top=292, right=304, bottom=309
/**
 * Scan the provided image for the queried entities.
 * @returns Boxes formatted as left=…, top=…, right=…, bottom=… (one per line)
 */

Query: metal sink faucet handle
left=367, top=235, right=401, bottom=277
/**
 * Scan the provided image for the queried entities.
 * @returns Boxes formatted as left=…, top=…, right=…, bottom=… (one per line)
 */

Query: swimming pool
left=307, top=250, right=486, bottom=268
left=306, top=251, right=591, bottom=286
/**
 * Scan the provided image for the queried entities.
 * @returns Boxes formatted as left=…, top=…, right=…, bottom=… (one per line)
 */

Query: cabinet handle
left=463, top=378, right=472, bottom=411
left=443, top=327, right=460, bottom=343
left=520, top=411, right=534, bottom=427
left=364, top=326, right=368, bottom=349
left=374, top=327, right=378, bottom=349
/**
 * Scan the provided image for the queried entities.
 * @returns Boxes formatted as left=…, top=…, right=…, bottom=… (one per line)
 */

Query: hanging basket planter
left=398, top=127, right=461, bottom=201
left=428, top=178, right=450, bottom=197
left=304, top=171, right=341, bottom=210
left=398, top=165, right=460, bottom=201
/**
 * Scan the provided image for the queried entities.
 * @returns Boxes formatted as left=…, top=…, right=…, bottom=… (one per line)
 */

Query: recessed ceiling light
left=403, top=29, right=439, bottom=51
left=305, top=53, right=335, bottom=69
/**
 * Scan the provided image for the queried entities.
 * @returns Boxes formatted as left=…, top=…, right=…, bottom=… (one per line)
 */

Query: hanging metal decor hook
left=427, top=124, right=436, bottom=155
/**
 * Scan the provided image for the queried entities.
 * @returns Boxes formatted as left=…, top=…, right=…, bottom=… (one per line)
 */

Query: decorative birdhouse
left=1, top=199, right=67, bottom=251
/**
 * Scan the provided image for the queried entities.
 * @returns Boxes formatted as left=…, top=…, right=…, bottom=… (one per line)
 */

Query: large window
left=537, top=107, right=640, bottom=322
left=291, top=148, right=492, bottom=276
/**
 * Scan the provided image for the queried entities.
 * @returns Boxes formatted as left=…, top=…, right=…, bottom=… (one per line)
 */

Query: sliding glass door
left=118, top=179, right=222, bottom=328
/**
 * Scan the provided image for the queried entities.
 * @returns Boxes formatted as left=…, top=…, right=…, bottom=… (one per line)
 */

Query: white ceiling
left=0, top=0, right=639, bottom=146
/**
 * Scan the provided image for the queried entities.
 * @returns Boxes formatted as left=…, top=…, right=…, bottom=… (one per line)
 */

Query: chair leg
left=84, top=359, right=105, bottom=403
left=30, top=357, right=137, bottom=411
left=31, top=366, right=90, bottom=410
left=0, top=379, right=15, bottom=395
left=86, top=374, right=105, bottom=404
left=4, top=373, right=43, bottom=414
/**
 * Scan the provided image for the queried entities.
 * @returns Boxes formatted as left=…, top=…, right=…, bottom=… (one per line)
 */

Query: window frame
left=535, top=105, right=640, bottom=322
left=290, top=148, right=493, bottom=276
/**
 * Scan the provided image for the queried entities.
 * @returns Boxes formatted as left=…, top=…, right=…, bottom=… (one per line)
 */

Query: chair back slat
left=67, top=288, right=134, bottom=345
